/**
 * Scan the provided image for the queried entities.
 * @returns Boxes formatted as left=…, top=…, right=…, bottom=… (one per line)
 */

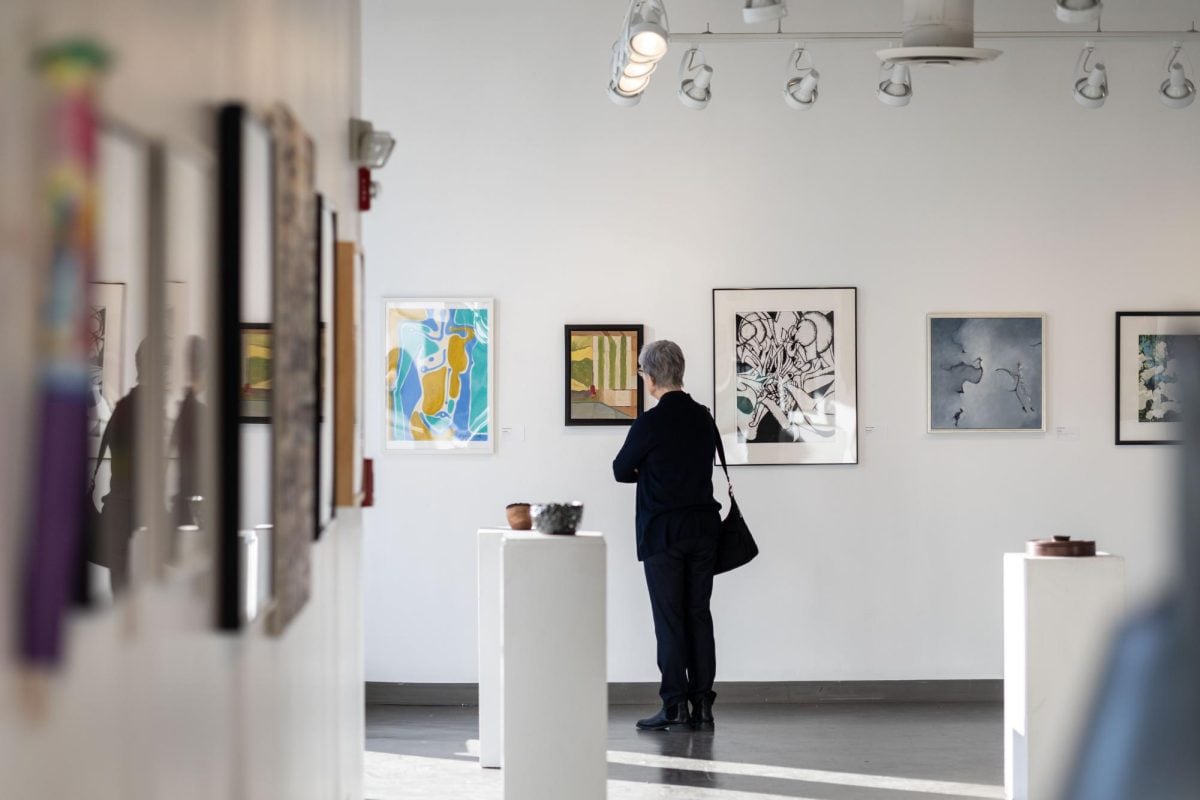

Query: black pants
left=643, top=532, right=719, bottom=707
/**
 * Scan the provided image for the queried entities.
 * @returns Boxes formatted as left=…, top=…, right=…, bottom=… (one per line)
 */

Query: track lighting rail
left=671, top=28, right=1200, bottom=44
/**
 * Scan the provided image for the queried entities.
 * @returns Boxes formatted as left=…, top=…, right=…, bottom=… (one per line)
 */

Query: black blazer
left=613, top=391, right=721, bottom=560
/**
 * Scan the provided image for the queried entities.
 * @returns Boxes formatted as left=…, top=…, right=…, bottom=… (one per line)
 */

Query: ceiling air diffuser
left=876, top=0, right=1001, bottom=66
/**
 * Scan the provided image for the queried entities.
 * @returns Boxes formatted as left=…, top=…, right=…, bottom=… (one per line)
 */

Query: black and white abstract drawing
left=928, top=314, right=1045, bottom=432
left=735, top=311, right=836, bottom=444
left=714, top=288, right=857, bottom=465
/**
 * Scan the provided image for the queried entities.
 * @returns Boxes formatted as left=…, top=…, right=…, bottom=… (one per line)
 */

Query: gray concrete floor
left=365, top=702, right=1004, bottom=800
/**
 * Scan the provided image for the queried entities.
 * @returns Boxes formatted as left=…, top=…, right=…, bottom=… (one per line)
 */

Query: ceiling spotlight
left=1160, top=45, right=1195, bottom=109
left=783, top=47, right=819, bottom=110
left=608, top=0, right=670, bottom=106
left=1072, top=45, right=1107, bottom=109
left=678, top=48, right=713, bottom=110
left=1056, top=0, right=1102, bottom=25
left=877, top=63, right=913, bottom=107
left=744, top=0, right=787, bottom=24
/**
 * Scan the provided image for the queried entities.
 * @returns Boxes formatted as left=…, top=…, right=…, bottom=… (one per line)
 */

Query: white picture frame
left=927, top=313, right=1047, bottom=434
left=713, top=287, right=858, bottom=466
left=384, top=298, right=494, bottom=453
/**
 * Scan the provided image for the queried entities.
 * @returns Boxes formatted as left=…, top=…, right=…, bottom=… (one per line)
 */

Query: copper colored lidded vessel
left=1026, top=535, right=1097, bottom=557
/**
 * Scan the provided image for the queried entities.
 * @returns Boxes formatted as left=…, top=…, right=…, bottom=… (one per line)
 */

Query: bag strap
left=711, top=415, right=734, bottom=500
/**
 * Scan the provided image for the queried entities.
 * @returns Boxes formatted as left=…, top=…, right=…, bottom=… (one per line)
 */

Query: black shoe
left=636, top=701, right=693, bottom=732
left=689, top=693, right=715, bottom=731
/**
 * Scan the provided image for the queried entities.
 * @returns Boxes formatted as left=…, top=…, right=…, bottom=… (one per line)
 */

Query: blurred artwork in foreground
left=20, top=40, right=108, bottom=666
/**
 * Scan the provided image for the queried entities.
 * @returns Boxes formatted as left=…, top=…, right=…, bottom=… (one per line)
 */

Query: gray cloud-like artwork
left=929, top=316, right=1044, bottom=431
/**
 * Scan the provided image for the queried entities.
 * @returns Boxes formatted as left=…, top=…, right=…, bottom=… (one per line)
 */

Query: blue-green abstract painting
left=385, top=299, right=493, bottom=451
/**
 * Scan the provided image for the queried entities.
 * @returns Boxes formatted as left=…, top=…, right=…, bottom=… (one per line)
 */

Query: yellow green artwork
left=565, top=325, right=643, bottom=426
left=240, top=326, right=272, bottom=421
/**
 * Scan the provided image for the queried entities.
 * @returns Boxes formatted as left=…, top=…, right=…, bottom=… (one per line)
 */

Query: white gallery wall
left=0, top=2, right=364, bottom=799
left=361, top=0, right=1200, bottom=684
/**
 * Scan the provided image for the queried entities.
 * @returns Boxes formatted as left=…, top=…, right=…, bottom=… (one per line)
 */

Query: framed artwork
left=87, top=282, right=127, bottom=455
left=236, top=323, right=327, bottom=424
left=713, top=287, right=858, bottom=466
left=564, top=324, right=644, bottom=426
left=384, top=298, right=493, bottom=452
left=216, top=103, right=273, bottom=631
left=334, top=241, right=358, bottom=504
left=928, top=314, right=1046, bottom=433
left=239, top=323, right=273, bottom=422
left=316, top=197, right=337, bottom=533
left=1115, top=311, right=1200, bottom=445
left=267, top=104, right=317, bottom=636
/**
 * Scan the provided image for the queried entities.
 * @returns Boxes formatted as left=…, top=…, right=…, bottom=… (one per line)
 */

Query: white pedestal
left=1004, top=553, right=1125, bottom=800
left=502, top=531, right=607, bottom=800
left=477, top=528, right=505, bottom=769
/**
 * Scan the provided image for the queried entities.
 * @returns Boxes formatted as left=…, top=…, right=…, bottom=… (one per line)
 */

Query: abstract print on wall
left=564, top=325, right=644, bottom=426
left=928, top=314, right=1046, bottom=433
left=714, top=288, right=858, bottom=465
left=1116, top=311, right=1200, bottom=445
left=385, top=299, right=493, bottom=452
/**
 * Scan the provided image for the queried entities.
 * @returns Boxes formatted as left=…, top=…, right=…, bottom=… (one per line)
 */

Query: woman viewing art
left=613, top=339, right=722, bottom=732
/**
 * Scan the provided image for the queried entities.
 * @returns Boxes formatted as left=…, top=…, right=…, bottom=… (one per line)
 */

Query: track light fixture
left=743, top=0, right=787, bottom=25
left=678, top=48, right=713, bottom=110
left=877, top=63, right=913, bottom=107
left=607, top=0, right=670, bottom=106
left=1072, top=45, right=1107, bottom=109
left=782, top=47, right=819, bottom=110
left=1160, top=44, right=1195, bottom=109
left=1055, top=0, right=1102, bottom=25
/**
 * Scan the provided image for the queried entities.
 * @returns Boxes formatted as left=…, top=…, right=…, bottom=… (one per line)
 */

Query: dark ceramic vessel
left=530, top=502, right=584, bottom=535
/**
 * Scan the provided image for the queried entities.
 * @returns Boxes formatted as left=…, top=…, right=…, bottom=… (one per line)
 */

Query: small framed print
left=1115, top=311, right=1200, bottom=445
left=564, top=324, right=644, bottom=426
left=928, top=313, right=1046, bottom=433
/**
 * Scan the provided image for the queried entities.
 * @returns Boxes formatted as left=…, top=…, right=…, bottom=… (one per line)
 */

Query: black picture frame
left=563, top=324, right=645, bottom=427
left=315, top=195, right=337, bottom=537
left=1115, top=311, right=1200, bottom=446
left=711, top=287, right=859, bottom=466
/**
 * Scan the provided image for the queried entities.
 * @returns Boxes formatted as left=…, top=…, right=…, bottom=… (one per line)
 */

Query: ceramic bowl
left=505, top=503, right=532, bottom=531
left=530, top=502, right=584, bottom=535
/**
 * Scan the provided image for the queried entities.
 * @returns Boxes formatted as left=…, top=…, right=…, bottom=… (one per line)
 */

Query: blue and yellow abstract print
left=386, top=300, right=492, bottom=450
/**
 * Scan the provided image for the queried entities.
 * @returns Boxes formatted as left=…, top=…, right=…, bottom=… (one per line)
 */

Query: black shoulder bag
left=712, top=422, right=759, bottom=575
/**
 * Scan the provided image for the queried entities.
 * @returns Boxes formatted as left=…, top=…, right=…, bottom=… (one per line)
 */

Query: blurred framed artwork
left=239, top=323, right=273, bottom=422
left=563, top=324, right=644, bottom=426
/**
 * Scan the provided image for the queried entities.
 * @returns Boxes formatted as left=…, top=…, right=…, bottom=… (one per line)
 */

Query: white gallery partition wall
left=360, top=0, right=1200, bottom=685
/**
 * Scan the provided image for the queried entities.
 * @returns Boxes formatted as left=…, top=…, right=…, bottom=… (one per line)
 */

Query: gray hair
left=639, top=340, right=685, bottom=389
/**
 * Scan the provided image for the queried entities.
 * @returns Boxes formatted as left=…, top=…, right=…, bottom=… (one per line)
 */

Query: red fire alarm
left=358, top=167, right=372, bottom=211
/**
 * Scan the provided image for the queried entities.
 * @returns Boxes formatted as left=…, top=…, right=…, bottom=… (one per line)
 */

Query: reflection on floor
left=366, top=702, right=1003, bottom=800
